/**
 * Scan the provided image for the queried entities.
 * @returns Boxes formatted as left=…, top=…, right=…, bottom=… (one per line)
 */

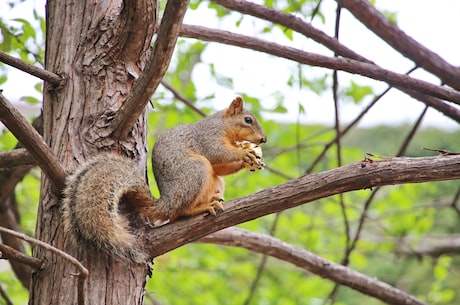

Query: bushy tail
left=61, top=154, right=150, bottom=263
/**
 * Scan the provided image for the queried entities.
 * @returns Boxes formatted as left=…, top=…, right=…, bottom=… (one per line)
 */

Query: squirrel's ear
left=226, top=96, right=244, bottom=116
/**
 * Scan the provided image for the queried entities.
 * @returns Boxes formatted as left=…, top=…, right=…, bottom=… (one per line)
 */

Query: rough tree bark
left=31, top=1, right=157, bottom=304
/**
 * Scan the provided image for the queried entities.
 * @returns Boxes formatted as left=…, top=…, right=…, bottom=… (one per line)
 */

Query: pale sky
left=1, top=0, right=459, bottom=130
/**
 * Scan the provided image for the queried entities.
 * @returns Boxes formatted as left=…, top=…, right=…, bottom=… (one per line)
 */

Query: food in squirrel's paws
left=235, top=140, right=266, bottom=171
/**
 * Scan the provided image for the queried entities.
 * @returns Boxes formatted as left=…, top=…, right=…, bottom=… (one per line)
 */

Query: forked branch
left=109, top=0, right=190, bottom=140
left=180, top=25, right=460, bottom=105
left=0, top=93, right=66, bottom=191
left=337, top=0, right=460, bottom=90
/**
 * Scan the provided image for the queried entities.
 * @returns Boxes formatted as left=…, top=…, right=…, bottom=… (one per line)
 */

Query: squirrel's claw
left=236, top=140, right=265, bottom=171
left=206, top=200, right=224, bottom=216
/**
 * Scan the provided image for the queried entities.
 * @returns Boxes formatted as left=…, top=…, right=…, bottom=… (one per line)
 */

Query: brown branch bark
left=0, top=196, right=32, bottom=289
left=0, top=51, right=62, bottom=86
left=110, top=0, right=189, bottom=140
left=0, top=92, right=66, bottom=191
left=160, top=81, right=206, bottom=117
left=0, top=148, right=35, bottom=169
left=200, top=227, right=428, bottom=305
left=0, top=226, right=88, bottom=305
left=212, top=0, right=371, bottom=62
left=0, top=243, right=43, bottom=270
left=337, top=0, right=460, bottom=91
left=0, top=116, right=42, bottom=288
left=396, top=234, right=460, bottom=257
left=35, top=0, right=158, bottom=304
left=145, top=155, right=460, bottom=257
left=209, top=0, right=460, bottom=123
left=0, top=285, right=13, bottom=305
left=180, top=25, right=460, bottom=105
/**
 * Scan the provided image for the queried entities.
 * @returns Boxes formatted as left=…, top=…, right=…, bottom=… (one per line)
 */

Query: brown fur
left=61, top=97, right=266, bottom=263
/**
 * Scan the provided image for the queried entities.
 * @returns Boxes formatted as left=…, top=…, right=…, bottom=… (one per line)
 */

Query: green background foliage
left=1, top=0, right=459, bottom=304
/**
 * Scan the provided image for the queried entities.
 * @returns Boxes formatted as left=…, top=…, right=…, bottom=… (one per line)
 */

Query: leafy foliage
left=1, top=0, right=460, bottom=305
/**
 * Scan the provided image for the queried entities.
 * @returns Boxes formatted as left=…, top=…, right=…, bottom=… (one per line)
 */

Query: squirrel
left=61, top=96, right=266, bottom=263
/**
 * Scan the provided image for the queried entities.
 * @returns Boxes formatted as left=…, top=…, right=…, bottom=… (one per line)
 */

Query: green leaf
left=345, top=80, right=374, bottom=104
left=20, top=95, right=40, bottom=104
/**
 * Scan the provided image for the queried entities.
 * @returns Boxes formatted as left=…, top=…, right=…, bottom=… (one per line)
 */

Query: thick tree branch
left=109, top=0, right=189, bottom=140
left=0, top=92, right=66, bottom=191
left=337, top=0, right=460, bottom=91
left=200, top=227, right=428, bottom=305
left=0, top=51, right=62, bottom=86
left=180, top=25, right=460, bottom=105
left=145, top=155, right=460, bottom=257
left=212, top=0, right=370, bottom=63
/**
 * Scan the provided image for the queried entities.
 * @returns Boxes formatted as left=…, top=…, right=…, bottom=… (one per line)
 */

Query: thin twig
left=243, top=213, right=281, bottom=305
left=0, top=51, right=62, bottom=86
left=340, top=106, right=429, bottom=266
left=326, top=5, right=348, bottom=302
left=0, top=92, right=66, bottom=191
left=0, top=285, right=13, bottom=305
left=337, top=0, right=460, bottom=90
left=450, top=186, right=460, bottom=217
left=206, top=1, right=460, bottom=122
left=0, top=226, right=88, bottom=305
left=305, top=66, right=419, bottom=174
left=160, top=81, right=206, bottom=117
left=212, top=0, right=370, bottom=63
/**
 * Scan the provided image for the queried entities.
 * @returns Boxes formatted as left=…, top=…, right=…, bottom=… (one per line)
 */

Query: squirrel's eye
left=244, top=116, right=253, bottom=124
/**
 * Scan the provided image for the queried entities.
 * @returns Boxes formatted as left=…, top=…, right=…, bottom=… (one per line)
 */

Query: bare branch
left=0, top=148, right=35, bottom=169
left=0, top=196, right=33, bottom=288
left=337, top=0, right=460, bottom=90
left=210, top=0, right=460, bottom=123
left=180, top=25, right=460, bottom=105
left=0, top=51, right=62, bottom=86
left=160, top=81, right=207, bottom=117
left=145, top=155, right=460, bottom=257
left=0, top=116, right=42, bottom=288
left=212, top=0, right=371, bottom=63
left=110, top=0, right=190, bottom=140
left=0, top=92, right=66, bottom=191
left=0, top=243, right=43, bottom=270
left=200, top=227, right=428, bottom=305
left=0, top=226, right=88, bottom=305
left=396, top=234, right=460, bottom=257
left=0, top=285, right=13, bottom=305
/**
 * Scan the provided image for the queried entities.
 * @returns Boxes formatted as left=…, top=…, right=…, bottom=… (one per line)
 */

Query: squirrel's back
left=62, top=154, right=152, bottom=263
left=61, top=97, right=266, bottom=263
left=150, top=97, right=266, bottom=222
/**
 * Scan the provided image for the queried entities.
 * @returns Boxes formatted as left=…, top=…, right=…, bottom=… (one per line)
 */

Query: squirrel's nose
left=259, top=136, right=267, bottom=144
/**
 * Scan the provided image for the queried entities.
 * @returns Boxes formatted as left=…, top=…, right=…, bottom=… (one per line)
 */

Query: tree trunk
left=30, top=1, right=157, bottom=304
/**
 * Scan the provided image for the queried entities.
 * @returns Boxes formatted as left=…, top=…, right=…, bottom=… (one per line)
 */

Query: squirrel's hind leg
left=181, top=154, right=226, bottom=218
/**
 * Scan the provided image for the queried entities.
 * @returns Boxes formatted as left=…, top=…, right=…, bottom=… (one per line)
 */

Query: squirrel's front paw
left=236, top=141, right=265, bottom=171
left=207, top=199, right=225, bottom=216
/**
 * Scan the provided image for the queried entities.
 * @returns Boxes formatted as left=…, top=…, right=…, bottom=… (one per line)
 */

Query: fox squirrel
left=61, top=97, right=266, bottom=263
